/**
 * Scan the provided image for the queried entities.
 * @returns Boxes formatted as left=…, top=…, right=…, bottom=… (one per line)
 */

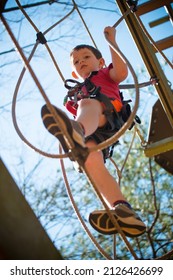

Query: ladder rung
left=136, top=0, right=172, bottom=16
left=144, top=136, right=173, bottom=157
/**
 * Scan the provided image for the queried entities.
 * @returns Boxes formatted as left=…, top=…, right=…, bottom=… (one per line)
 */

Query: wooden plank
left=0, top=159, right=63, bottom=259
left=144, top=136, right=173, bottom=157
left=136, top=0, right=173, bottom=16
left=149, top=16, right=170, bottom=27
left=145, top=99, right=173, bottom=174
left=155, top=36, right=173, bottom=51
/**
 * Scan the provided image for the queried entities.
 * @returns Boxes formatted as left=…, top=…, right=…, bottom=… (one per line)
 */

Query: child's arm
left=104, top=26, right=128, bottom=83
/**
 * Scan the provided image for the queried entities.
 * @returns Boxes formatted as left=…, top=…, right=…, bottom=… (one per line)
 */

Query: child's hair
left=70, top=44, right=102, bottom=59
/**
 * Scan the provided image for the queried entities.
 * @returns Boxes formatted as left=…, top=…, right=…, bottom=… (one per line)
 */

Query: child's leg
left=85, top=140, right=146, bottom=237
left=85, top=139, right=126, bottom=208
left=41, top=101, right=146, bottom=237
left=76, top=98, right=106, bottom=137
left=75, top=99, right=146, bottom=237
left=76, top=98, right=126, bottom=206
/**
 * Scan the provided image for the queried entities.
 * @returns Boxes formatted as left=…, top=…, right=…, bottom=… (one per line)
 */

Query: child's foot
left=89, top=204, right=146, bottom=237
left=41, top=104, right=85, bottom=153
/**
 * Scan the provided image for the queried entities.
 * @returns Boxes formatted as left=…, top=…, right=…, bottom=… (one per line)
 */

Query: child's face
left=71, top=48, right=104, bottom=79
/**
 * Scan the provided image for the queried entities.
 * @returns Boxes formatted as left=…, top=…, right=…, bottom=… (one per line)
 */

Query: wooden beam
left=136, top=0, right=172, bottom=16
left=149, top=16, right=170, bottom=27
left=116, top=0, right=173, bottom=129
left=155, top=36, right=173, bottom=51
left=146, top=99, right=173, bottom=174
left=144, top=136, right=173, bottom=157
left=0, top=159, right=63, bottom=260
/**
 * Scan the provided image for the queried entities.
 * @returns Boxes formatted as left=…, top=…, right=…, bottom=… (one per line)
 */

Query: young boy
left=41, top=26, right=146, bottom=237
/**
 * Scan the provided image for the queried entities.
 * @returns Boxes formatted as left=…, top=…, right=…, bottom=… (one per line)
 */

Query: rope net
left=1, top=0, right=172, bottom=260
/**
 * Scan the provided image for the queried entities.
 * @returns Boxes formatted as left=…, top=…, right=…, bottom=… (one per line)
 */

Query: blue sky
left=1, top=0, right=172, bottom=187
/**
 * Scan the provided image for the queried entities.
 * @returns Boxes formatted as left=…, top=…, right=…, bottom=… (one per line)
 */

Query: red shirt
left=65, top=64, right=122, bottom=115
left=82, top=63, right=121, bottom=102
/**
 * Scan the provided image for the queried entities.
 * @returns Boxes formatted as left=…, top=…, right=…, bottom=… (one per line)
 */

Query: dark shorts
left=85, top=110, right=123, bottom=161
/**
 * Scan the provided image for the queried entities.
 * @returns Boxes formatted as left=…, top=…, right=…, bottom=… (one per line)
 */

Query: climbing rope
left=1, top=15, right=69, bottom=159
left=9, top=0, right=98, bottom=160
left=7, top=0, right=144, bottom=160
left=10, top=0, right=75, bottom=158
left=0, top=0, right=147, bottom=260
left=1, top=0, right=172, bottom=259
left=59, top=145, right=112, bottom=260
left=59, top=145, right=139, bottom=260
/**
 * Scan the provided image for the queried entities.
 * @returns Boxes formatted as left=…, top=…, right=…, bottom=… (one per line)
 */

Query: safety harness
left=63, top=72, right=140, bottom=160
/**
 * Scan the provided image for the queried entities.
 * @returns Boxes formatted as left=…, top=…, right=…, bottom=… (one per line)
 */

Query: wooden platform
left=0, top=159, right=63, bottom=259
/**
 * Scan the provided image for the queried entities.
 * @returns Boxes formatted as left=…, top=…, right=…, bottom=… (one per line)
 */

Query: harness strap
left=63, top=74, right=141, bottom=159
left=63, top=74, right=141, bottom=128
left=63, top=75, right=126, bottom=129
left=84, top=77, right=124, bottom=131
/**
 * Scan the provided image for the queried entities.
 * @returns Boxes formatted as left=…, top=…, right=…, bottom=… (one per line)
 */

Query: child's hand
left=104, top=26, right=116, bottom=43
